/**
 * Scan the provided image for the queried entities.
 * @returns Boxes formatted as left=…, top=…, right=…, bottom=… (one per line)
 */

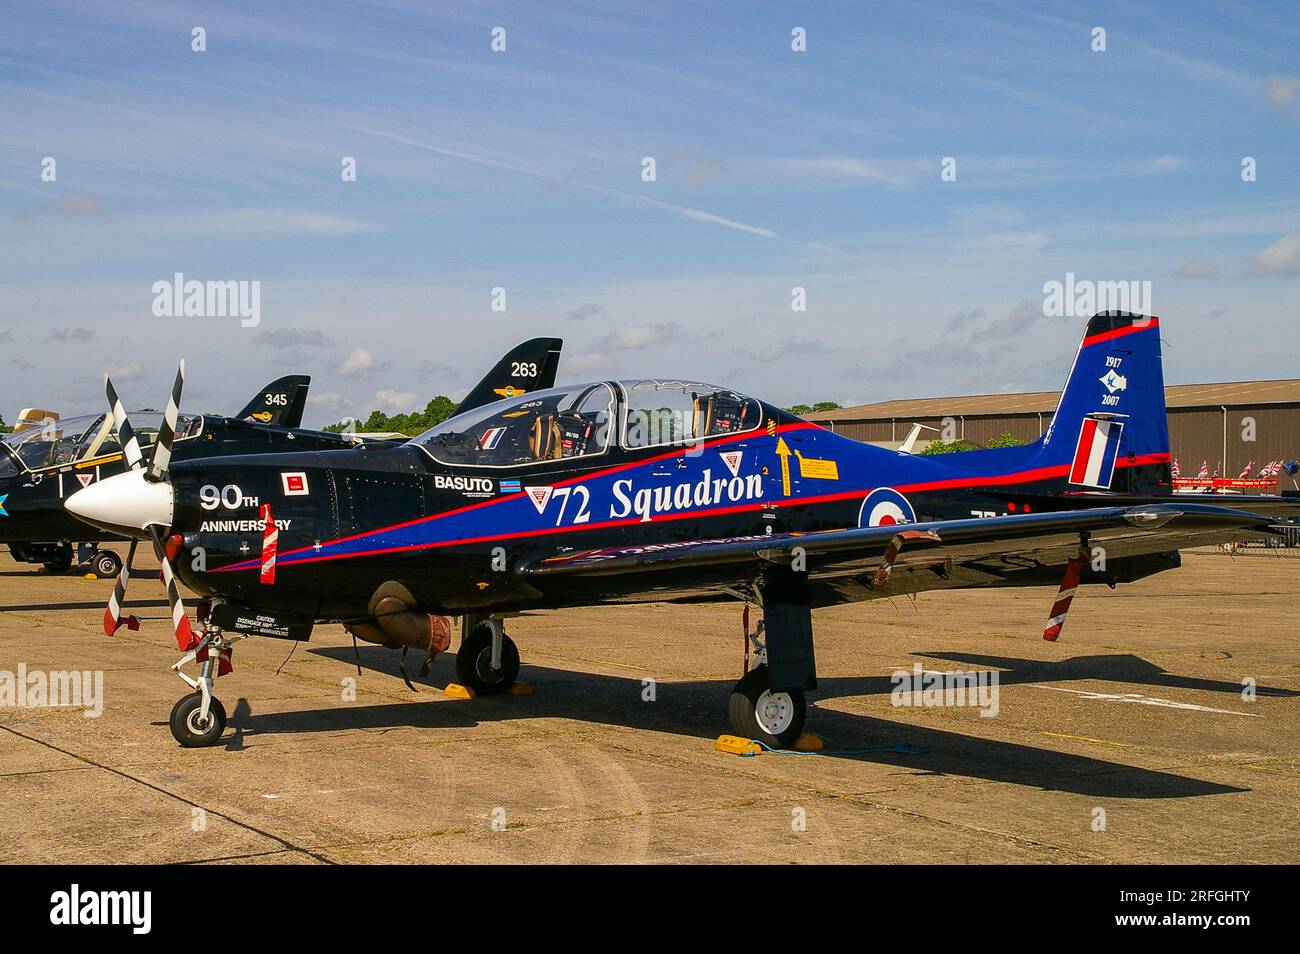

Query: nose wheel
left=455, top=619, right=519, bottom=694
left=168, top=625, right=244, bottom=747
left=170, top=693, right=227, bottom=747
left=90, top=548, right=122, bottom=580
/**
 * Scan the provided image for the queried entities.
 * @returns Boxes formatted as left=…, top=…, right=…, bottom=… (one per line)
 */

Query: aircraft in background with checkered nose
left=65, top=314, right=1299, bottom=748
left=0, top=372, right=327, bottom=577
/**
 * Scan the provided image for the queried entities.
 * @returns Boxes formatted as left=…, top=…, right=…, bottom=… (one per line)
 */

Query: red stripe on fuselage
left=210, top=448, right=1171, bottom=574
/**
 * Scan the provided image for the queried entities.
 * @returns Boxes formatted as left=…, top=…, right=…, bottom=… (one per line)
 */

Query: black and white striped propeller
left=99, top=362, right=195, bottom=650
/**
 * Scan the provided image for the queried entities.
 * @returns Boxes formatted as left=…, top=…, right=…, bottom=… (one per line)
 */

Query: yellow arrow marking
left=775, top=437, right=792, bottom=496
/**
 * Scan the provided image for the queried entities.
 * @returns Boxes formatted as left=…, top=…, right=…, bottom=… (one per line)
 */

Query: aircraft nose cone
left=66, top=470, right=175, bottom=537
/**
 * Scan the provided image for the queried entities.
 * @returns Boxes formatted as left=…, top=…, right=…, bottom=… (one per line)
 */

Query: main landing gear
left=456, top=617, right=520, bottom=694
left=728, top=614, right=807, bottom=748
left=169, top=624, right=246, bottom=747
left=9, top=542, right=122, bottom=577
left=726, top=581, right=817, bottom=748
left=85, top=546, right=123, bottom=580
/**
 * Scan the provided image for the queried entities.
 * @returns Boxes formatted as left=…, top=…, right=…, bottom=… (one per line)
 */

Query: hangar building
left=806, top=380, right=1300, bottom=479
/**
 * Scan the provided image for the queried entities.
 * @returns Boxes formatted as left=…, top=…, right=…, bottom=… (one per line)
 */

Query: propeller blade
left=147, top=360, right=185, bottom=482
left=103, top=539, right=141, bottom=636
left=104, top=373, right=144, bottom=470
left=149, top=526, right=195, bottom=651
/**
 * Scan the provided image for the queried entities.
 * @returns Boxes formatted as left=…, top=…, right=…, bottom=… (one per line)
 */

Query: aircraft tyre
left=169, top=693, right=227, bottom=747
left=728, top=665, right=806, bottom=749
left=42, top=543, right=73, bottom=574
left=455, top=623, right=519, bottom=694
left=92, top=549, right=122, bottom=579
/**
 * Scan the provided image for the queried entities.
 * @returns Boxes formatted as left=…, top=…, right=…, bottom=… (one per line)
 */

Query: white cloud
left=565, top=353, right=614, bottom=375
left=372, top=388, right=420, bottom=411
left=1245, top=231, right=1300, bottom=276
left=106, top=362, right=145, bottom=383
left=254, top=328, right=334, bottom=348
left=1265, top=75, right=1300, bottom=108
left=751, top=337, right=833, bottom=363
left=208, top=209, right=376, bottom=236
left=564, top=302, right=605, bottom=321
left=592, top=322, right=682, bottom=352
left=306, top=390, right=346, bottom=411
left=1173, top=258, right=1220, bottom=279
left=767, top=156, right=918, bottom=188
left=336, top=348, right=375, bottom=376
left=352, top=125, right=809, bottom=246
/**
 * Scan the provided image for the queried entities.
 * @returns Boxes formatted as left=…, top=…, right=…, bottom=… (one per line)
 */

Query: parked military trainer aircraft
left=67, top=314, right=1298, bottom=747
left=1, top=374, right=312, bottom=575
left=4, top=338, right=561, bottom=577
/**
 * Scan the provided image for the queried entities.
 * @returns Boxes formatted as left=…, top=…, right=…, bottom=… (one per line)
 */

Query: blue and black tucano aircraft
left=64, top=314, right=1297, bottom=747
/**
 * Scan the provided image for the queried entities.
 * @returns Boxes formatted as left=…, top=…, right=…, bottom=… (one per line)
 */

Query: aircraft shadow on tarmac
left=916, top=651, right=1300, bottom=699
left=208, top=645, right=1252, bottom=799
left=0, top=568, right=169, bottom=612
left=0, top=598, right=171, bottom=613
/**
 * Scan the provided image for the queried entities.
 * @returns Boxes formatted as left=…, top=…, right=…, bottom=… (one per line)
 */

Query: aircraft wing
left=975, top=487, right=1300, bottom=519
left=516, top=503, right=1282, bottom=598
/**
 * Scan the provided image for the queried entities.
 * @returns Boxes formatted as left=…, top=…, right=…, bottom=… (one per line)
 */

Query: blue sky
left=1, top=0, right=1298, bottom=426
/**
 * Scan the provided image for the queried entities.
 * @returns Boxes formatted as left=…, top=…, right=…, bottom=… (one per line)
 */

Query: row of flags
left=1171, top=459, right=1285, bottom=480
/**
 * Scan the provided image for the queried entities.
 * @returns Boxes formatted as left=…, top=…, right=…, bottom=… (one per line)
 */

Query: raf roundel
left=858, top=487, right=916, bottom=527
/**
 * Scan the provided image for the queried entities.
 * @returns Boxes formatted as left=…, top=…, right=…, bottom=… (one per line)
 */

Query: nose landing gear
left=169, top=625, right=245, bottom=747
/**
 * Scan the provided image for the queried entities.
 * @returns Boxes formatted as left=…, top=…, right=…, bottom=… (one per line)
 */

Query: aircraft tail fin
left=1027, top=312, right=1170, bottom=494
left=13, top=407, right=59, bottom=434
left=236, top=375, right=311, bottom=428
left=454, top=338, right=563, bottom=416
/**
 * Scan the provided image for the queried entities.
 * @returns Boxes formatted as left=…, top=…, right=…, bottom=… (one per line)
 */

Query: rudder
left=236, top=374, right=311, bottom=428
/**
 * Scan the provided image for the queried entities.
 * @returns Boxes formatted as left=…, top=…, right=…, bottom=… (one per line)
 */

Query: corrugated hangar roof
left=807, top=379, right=1300, bottom=422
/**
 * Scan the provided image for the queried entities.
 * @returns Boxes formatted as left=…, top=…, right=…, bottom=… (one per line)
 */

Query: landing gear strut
left=169, top=624, right=245, bottom=747
left=11, top=542, right=122, bottom=577
left=42, top=543, right=73, bottom=574
left=455, top=618, right=519, bottom=694
left=728, top=613, right=807, bottom=748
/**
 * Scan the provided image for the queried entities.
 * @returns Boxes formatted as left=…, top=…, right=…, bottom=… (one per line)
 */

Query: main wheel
left=728, top=665, right=806, bottom=749
left=41, top=544, right=73, bottom=574
left=92, top=549, right=122, bottom=579
left=169, top=693, right=227, bottom=747
left=455, top=624, right=520, bottom=694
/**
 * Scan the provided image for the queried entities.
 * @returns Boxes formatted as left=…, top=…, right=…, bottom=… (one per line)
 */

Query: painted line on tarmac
left=1042, top=731, right=1135, bottom=748
left=1031, top=685, right=1261, bottom=717
left=0, top=723, right=338, bottom=864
